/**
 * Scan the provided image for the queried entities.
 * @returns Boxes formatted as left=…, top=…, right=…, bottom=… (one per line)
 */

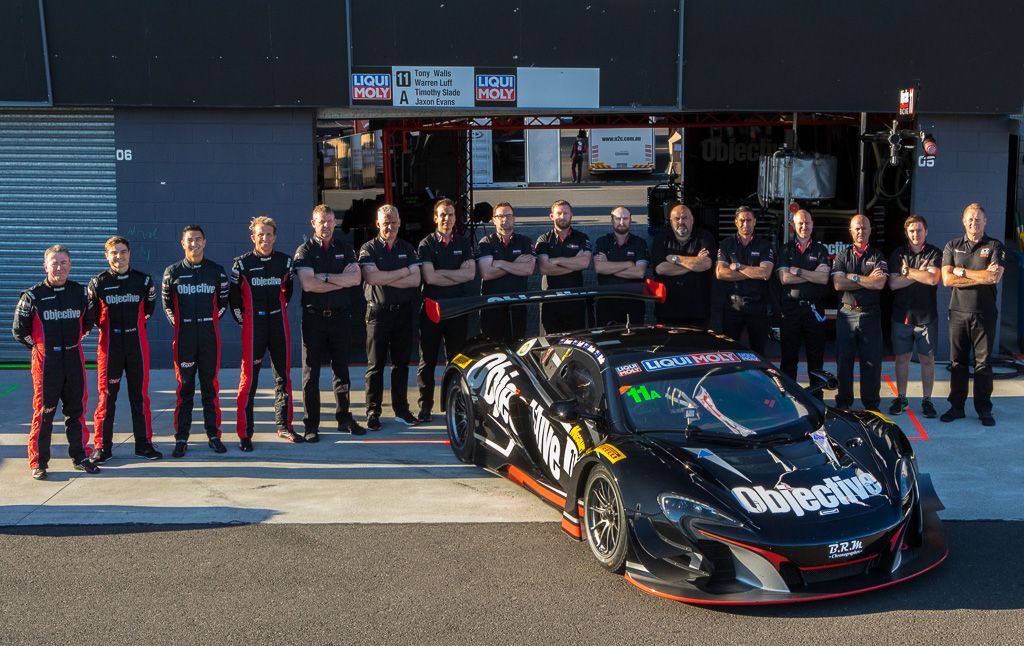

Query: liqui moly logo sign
left=475, top=74, right=516, bottom=102
left=352, top=73, right=392, bottom=101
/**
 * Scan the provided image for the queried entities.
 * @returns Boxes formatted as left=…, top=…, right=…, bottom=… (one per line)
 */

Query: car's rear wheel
left=583, top=465, right=628, bottom=572
left=445, top=377, right=476, bottom=463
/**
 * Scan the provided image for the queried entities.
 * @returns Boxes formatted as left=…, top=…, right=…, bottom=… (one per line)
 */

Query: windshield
left=617, top=365, right=820, bottom=438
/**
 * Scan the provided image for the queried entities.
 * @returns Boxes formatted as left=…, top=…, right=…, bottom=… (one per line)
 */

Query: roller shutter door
left=0, top=109, right=116, bottom=362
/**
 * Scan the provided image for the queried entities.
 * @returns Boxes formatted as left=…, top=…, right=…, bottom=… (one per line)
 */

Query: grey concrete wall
left=910, top=114, right=1011, bottom=361
left=114, top=108, right=317, bottom=368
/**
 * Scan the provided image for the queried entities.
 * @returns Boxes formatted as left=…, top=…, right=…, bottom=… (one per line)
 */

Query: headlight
left=896, top=457, right=916, bottom=504
left=658, top=494, right=741, bottom=527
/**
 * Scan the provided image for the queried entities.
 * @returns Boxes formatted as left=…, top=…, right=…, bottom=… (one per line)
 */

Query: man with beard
left=716, top=206, right=776, bottom=354
left=831, top=214, right=887, bottom=412
left=651, top=203, right=715, bottom=327
left=593, top=206, right=648, bottom=326
left=477, top=202, right=536, bottom=343
left=536, top=200, right=592, bottom=334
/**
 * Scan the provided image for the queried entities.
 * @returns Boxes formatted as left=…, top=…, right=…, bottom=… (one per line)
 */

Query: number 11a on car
left=625, top=385, right=660, bottom=403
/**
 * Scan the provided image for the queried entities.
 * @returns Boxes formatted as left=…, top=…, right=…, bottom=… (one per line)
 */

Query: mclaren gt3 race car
left=427, top=285, right=947, bottom=605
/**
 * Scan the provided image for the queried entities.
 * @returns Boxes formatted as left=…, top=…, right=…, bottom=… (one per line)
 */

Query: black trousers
left=94, top=331, right=152, bottom=451
left=29, top=346, right=89, bottom=469
left=416, top=309, right=468, bottom=414
left=948, top=309, right=996, bottom=413
left=480, top=305, right=527, bottom=344
left=722, top=305, right=768, bottom=356
left=237, top=312, right=292, bottom=439
left=596, top=298, right=645, bottom=327
left=301, top=309, right=352, bottom=432
left=835, top=308, right=882, bottom=411
left=571, top=157, right=583, bottom=182
left=780, top=301, right=826, bottom=396
left=365, top=303, right=415, bottom=416
left=173, top=324, right=221, bottom=441
left=541, top=302, right=587, bottom=336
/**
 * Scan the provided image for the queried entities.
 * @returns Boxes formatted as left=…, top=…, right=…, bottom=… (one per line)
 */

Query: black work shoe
left=367, top=413, right=382, bottom=431
left=277, top=429, right=305, bottom=443
left=395, top=410, right=419, bottom=426
left=340, top=417, right=366, bottom=436
left=31, top=468, right=47, bottom=481
left=940, top=407, right=965, bottom=423
left=172, top=441, right=188, bottom=458
left=208, top=437, right=227, bottom=454
left=888, top=397, right=908, bottom=415
left=239, top=438, right=254, bottom=452
left=91, top=449, right=113, bottom=464
left=74, top=459, right=101, bottom=474
left=416, top=409, right=433, bottom=424
left=920, top=398, right=938, bottom=419
left=134, top=445, right=163, bottom=460
left=979, top=412, right=996, bottom=427
left=304, top=429, right=320, bottom=443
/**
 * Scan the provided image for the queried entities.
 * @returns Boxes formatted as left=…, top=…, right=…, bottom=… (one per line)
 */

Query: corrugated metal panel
left=0, top=109, right=116, bottom=361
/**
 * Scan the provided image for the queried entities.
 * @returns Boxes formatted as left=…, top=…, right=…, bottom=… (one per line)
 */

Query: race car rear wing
left=425, top=279, right=666, bottom=323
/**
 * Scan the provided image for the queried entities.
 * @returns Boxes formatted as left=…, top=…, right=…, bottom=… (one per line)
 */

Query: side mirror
left=807, top=370, right=839, bottom=395
left=551, top=399, right=580, bottom=423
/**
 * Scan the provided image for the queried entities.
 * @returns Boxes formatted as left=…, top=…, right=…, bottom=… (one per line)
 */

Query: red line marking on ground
left=883, top=374, right=929, bottom=441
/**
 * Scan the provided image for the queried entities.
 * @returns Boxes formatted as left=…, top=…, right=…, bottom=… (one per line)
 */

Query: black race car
left=427, top=285, right=947, bottom=605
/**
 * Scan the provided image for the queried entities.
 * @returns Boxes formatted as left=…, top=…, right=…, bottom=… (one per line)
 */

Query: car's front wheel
left=583, top=464, right=628, bottom=572
left=445, top=377, right=476, bottom=464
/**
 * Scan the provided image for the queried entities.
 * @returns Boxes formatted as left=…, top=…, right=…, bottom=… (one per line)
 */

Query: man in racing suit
left=89, top=236, right=162, bottom=462
left=12, top=244, right=100, bottom=480
left=230, top=216, right=300, bottom=451
left=162, top=224, right=230, bottom=457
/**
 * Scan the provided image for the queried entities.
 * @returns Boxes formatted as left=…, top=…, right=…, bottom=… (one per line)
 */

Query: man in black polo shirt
left=651, top=203, right=715, bottom=327
left=593, top=206, right=648, bottom=326
left=831, top=214, right=887, bottom=411
left=293, top=204, right=364, bottom=441
left=536, top=200, right=592, bottom=334
left=359, top=204, right=422, bottom=430
left=477, top=202, right=536, bottom=343
left=776, top=209, right=830, bottom=395
left=887, top=214, right=941, bottom=418
left=415, top=198, right=475, bottom=423
left=715, top=206, right=775, bottom=355
left=940, top=202, right=1005, bottom=426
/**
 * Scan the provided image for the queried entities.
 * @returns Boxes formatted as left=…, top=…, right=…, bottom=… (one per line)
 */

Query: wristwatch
left=794, top=267, right=802, bottom=277
left=731, top=262, right=741, bottom=271
left=849, top=274, right=860, bottom=283
left=954, top=267, right=966, bottom=278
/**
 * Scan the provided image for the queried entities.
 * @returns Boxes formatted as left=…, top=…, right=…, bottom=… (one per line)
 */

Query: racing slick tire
left=583, top=464, right=628, bottom=572
left=445, top=377, right=477, bottom=464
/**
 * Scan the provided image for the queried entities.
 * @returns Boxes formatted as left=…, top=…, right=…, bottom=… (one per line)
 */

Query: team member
left=716, top=206, right=775, bottom=354
left=536, top=200, right=592, bottom=334
left=775, top=210, right=830, bottom=395
left=13, top=245, right=99, bottom=480
left=293, top=204, right=363, bottom=442
left=941, top=203, right=1005, bottom=426
left=89, top=236, right=162, bottom=462
left=651, top=204, right=715, bottom=327
left=477, top=202, right=536, bottom=342
left=593, top=206, right=649, bottom=326
left=887, top=215, right=942, bottom=418
left=360, top=204, right=422, bottom=430
left=162, top=225, right=230, bottom=457
left=831, top=214, right=887, bottom=412
left=230, top=216, right=299, bottom=451
left=415, top=199, right=475, bottom=423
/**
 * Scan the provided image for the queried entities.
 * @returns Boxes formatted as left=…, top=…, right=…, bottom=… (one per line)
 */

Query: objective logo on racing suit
left=250, top=276, right=282, bottom=287
left=176, top=283, right=216, bottom=295
left=104, top=293, right=140, bottom=305
left=732, top=473, right=883, bottom=517
left=42, top=308, right=81, bottom=321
